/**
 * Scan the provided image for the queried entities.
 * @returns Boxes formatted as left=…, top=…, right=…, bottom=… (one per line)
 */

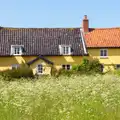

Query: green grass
left=0, top=74, right=120, bottom=120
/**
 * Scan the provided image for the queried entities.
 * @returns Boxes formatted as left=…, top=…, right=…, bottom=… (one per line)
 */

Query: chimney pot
left=84, top=15, right=88, bottom=20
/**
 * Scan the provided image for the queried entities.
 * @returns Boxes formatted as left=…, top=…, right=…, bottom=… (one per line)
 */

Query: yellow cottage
left=1, top=15, right=120, bottom=74
left=0, top=27, right=87, bottom=75
left=83, top=15, right=120, bottom=72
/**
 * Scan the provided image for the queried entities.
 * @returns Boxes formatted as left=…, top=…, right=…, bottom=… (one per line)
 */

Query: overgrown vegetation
left=72, top=58, right=102, bottom=73
left=0, top=74, right=120, bottom=120
left=52, top=58, right=103, bottom=77
left=114, top=69, right=120, bottom=76
left=0, top=63, right=33, bottom=80
left=0, top=59, right=119, bottom=119
left=0, top=58, right=102, bottom=79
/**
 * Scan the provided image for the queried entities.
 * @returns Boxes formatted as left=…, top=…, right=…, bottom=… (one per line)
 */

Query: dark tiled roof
left=0, top=27, right=85, bottom=56
left=27, top=55, right=53, bottom=65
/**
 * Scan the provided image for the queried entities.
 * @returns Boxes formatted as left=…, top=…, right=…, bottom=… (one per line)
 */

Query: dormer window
left=59, top=45, right=72, bottom=55
left=11, top=45, right=24, bottom=55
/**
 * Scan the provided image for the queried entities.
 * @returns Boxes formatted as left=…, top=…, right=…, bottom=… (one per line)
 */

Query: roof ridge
left=90, top=27, right=120, bottom=30
left=0, top=27, right=81, bottom=29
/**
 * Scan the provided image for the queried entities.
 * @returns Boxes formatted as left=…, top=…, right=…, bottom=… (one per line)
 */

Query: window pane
left=14, top=47, right=20, bottom=54
left=17, top=48, right=20, bottom=54
left=62, top=65, right=66, bottom=69
left=14, top=48, right=17, bottom=54
left=63, top=47, right=66, bottom=54
left=66, top=65, right=70, bottom=70
left=65, top=47, right=69, bottom=54
left=38, top=64, right=43, bottom=73
left=100, top=50, right=103, bottom=56
left=104, top=50, right=107, bottom=56
left=62, top=46, right=70, bottom=55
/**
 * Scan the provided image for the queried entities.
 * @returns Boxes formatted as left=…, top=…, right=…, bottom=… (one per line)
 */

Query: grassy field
left=0, top=74, right=120, bottom=120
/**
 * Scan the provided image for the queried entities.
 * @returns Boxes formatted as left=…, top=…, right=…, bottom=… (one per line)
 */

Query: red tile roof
left=85, top=28, right=120, bottom=48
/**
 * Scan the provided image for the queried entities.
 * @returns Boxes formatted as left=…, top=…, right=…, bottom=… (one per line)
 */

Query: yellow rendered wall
left=46, top=56, right=83, bottom=70
left=1, top=48, right=119, bottom=74
left=0, top=56, right=83, bottom=74
left=88, top=48, right=120, bottom=71
left=0, top=56, right=36, bottom=71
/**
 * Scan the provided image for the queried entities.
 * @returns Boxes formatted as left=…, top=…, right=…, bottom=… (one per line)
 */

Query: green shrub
left=88, top=59, right=103, bottom=73
left=72, top=58, right=102, bottom=74
left=58, top=69, right=74, bottom=77
left=55, top=58, right=102, bottom=76
left=72, top=64, right=81, bottom=71
left=0, top=64, right=34, bottom=80
left=51, top=67, right=77, bottom=77
left=114, top=69, right=120, bottom=76
left=0, top=70, right=12, bottom=81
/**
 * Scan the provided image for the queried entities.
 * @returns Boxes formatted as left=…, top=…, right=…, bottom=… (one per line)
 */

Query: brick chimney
left=82, top=15, right=89, bottom=33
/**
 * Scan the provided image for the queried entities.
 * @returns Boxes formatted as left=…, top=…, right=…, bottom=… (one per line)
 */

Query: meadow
left=0, top=74, right=120, bottom=120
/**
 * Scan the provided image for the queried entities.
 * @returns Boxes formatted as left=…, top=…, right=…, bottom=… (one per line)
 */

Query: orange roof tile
left=85, top=28, right=120, bottom=48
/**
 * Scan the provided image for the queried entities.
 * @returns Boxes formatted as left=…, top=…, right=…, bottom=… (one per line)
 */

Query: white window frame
left=11, top=64, right=20, bottom=69
left=37, top=64, right=43, bottom=74
left=59, top=45, right=72, bottom=55
left=100, top=49, right=108, bottom=58
left=11, top=45, right=24, bottom=55
left=62, top=64, right=72, bottom=70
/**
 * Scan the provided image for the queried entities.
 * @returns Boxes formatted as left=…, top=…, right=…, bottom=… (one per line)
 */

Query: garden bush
left=0, top=64, right=33, bottom=80
left=114, top=69, right=120, bottom=76
left=72, top=58, right=102, bottom=74
left=52, top=58, right=102, bottom=77
left=58, top=69, right=74, bottom=77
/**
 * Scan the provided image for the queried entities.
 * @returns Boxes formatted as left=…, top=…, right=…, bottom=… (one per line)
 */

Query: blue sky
left=0, top=0, right=120, bottom=28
